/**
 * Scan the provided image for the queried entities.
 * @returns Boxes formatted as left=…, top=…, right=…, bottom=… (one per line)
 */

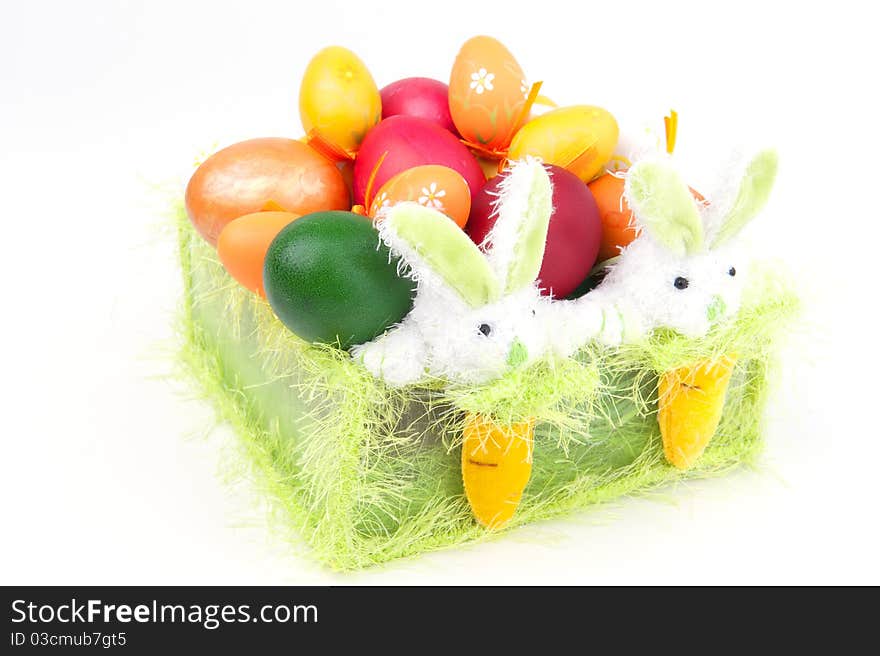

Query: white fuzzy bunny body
left=352, top=158, right=556, bottom=386
left=353, top=150, right=778, bottom=386
left=357, top=284, right=550, bottom=386
left=557, top=149, right=778, bottom=349
left=562, top=238, right=749, bottom=347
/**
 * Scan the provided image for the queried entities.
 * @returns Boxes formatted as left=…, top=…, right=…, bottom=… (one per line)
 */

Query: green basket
left=176, top=208, right=798, bottom=571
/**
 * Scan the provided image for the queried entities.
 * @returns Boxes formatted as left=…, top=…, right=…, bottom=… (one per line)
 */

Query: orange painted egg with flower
left=448, top=36, right=530, bottom=154
left=370, top=165, right=471, bottom=228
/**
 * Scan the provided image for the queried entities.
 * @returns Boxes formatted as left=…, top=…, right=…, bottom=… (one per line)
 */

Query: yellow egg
left=449, top=36, right=530, bottom=154
left=299, top=46, right=382, bottom=152
left=508, top=105, right=619, bottom=182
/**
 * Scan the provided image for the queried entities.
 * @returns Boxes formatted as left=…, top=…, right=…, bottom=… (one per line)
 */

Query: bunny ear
left=624, top=158, right=704, bottom=256
left=379, top=202, right=500, bottom=307
left=708, top=149, right=778, bottom=248
left=483, top=157, right=554, bottom=293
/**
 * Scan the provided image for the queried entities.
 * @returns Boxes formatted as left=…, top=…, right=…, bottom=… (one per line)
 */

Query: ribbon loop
left=306, top=129, right=356, bottom=163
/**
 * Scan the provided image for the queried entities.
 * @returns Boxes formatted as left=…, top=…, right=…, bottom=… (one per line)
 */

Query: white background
left=1, top=0, right=878, bottom=585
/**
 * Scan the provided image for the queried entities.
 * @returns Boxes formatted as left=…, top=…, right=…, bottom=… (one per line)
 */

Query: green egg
left=264, top=211, right=414, bottom=349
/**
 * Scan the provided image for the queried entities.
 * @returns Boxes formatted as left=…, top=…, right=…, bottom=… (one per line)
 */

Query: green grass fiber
left=175, top=205, right=799, bottom=571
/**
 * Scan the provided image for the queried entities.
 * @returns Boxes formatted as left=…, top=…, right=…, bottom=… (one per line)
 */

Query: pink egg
left=380, top=77, right=458, bottom=134
left=466, top=164, right=601, bottom=298
left=353, top=115, right=484, bottom=206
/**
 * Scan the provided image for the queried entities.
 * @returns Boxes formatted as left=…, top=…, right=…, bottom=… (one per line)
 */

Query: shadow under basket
left=175, top=210, right=798, bottom=571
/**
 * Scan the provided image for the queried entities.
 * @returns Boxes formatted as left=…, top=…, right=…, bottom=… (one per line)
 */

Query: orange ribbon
left=306, top=129, right=356, bottom=163
left=362, top=151, right=389, bottom=214
left=664, top=109, right=678, bottom=155
left=560, top=138, right=598, bottom=174
left=459, top=81, right=544, bottom=167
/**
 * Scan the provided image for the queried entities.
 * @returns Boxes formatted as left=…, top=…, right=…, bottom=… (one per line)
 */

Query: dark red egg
left=467, top=164, right=601, bottom=298
left=380, top=77, right=458, bottom=134
left=353, top=115, right=484, bottom=206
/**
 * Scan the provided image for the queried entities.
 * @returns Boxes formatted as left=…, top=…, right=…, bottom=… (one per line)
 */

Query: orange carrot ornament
left=658, top=355, right=736, bottom=470
left=461, top=414, right=534, bottom=529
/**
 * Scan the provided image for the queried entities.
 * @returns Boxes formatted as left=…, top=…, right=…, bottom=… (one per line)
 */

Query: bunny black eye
left=728, top=266, right=737, bottom=277
left=673, top=276, right=689, bottom=290
left=478, top=323, right=492, bottom=337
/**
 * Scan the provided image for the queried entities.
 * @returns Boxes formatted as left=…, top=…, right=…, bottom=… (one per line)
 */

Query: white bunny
left=353, top=150, right=778, bottom=386
left=351, top=158, right=556, bottom=386
left=557, top=149, right=779, bottom=349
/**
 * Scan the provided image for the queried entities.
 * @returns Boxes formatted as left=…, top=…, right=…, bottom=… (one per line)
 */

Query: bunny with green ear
left=563, top=149, right=779, bottom=347
left=351, top=157, right=555, bottom=386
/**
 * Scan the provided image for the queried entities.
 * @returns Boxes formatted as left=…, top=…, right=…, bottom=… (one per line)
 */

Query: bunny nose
left=707, top=295, right=727, bottom=322
left=506, top=339, right=529, bottom=368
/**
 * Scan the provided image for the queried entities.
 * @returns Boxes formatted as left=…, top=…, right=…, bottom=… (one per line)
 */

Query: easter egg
left=217, top=211, right=300, bottom=297
left=589, top=173, right=707, bottom=262
left=467, top=165, right=601, bottom=298
left=185, top=138, right=349, bottom=245
left=370, top=165, right=471, bottom=228
left=449, top=35, right=529, bottom=153
left=353, top=115, right=484, bottom=206
left=264, top=211, right=414, bottom=348
left=299, top=46, right=381, bottom=152
left=380, top=77, right=457, bottom=133
left=508, top=106, right=619, bottom=182
left=588, top=174, right=637, bottom=262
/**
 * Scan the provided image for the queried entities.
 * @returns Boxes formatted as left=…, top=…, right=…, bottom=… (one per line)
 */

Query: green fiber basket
left=176, top=210, right=797, bottom=571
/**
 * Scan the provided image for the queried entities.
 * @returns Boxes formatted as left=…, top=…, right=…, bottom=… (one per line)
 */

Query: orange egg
left=589, top=174, right=706, bottom=262
left=217, top=211, right=301, bottom=296
left=448, top=36, right=529, bottom=154
left=588, top=174, right=637, bottom=262
left=185, top=138, right=349, bottom=245
left=369, top=165, right=471, bottom=228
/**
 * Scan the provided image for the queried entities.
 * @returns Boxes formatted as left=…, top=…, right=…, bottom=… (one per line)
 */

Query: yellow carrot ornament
left=567, top=150, right=778, bottom=468
left=462, top=415, right=535, bottom=528
left=658, top=354, right=737, bottom=469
